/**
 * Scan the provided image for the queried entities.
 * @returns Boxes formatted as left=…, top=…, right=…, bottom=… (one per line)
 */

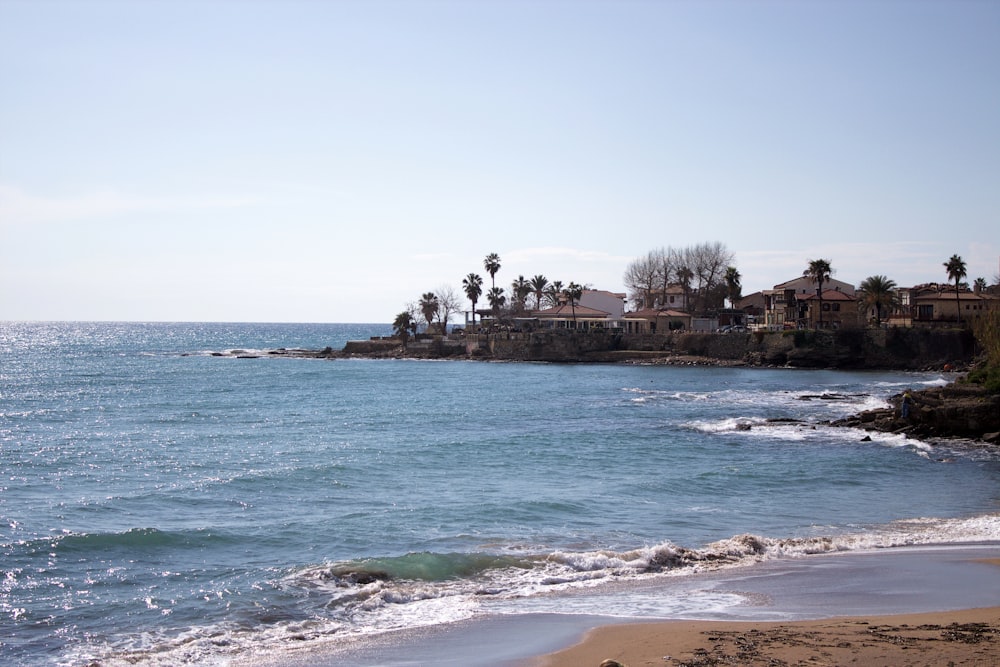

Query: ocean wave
left=623, top=385, right=887, bottom=415
left=76, top=513, right=1000, bottom=666
left=4, top=526, right=236, bottom=556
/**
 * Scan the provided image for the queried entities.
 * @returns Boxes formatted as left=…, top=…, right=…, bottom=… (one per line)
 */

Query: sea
left=2, top=321, right=999, bottom=666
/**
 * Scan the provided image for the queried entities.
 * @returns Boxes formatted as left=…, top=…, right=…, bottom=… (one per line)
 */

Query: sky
left=1, top=0, right=998, bottom=323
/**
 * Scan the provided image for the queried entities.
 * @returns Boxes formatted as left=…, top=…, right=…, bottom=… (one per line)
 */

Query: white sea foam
left=78, top=512, right=1000, bottom=666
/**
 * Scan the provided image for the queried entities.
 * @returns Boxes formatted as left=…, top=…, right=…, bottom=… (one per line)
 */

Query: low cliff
left=624, top=327, right=975, bottom=369
left=275, top=327, right=976, bottom=370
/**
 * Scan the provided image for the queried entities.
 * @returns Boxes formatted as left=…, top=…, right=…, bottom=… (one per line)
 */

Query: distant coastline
left=246, top=327, right=975, bottom=371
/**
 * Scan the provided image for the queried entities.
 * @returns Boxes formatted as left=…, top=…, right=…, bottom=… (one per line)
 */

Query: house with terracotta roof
left=762, top=277, right=856, bottom=330
left=900, top=284, right=999, bottom=324
left=530, top=303, right=615, bottom=330
left=621, top=308, right=692, bottom=334
left=796, top=289, right=859, bottom=329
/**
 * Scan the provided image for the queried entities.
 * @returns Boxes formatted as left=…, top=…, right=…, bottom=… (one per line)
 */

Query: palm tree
left=487, top=287, right=506, bottom=313
left=511, top=275, right=531, bottom=312
left=392, top=311, right=413, bottom=346
left=858, top=275, right=898, bottom=327
left=544, top=280, right=564, bottom=308
left=462, top=273, right=483, bottom=325
left=483, top=253, right=501, bottom=291
left=565, top=282, right=583, bottom=326
left=804, top=259, right=833, bottom=329
left=676, top=266, right=694, bottom=313
left=723, top=266, right=742, bottom=309
left=944, top=254, right=967, bottom=323
left=974, top=277, right=988, bottom=293
left=419, top=292, right=438, bottom=332
left=530, top=274, right=549, bottom=310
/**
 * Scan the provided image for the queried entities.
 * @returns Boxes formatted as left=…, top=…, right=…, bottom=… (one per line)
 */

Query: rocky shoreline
left=828, top=381, right=1000, bottom=444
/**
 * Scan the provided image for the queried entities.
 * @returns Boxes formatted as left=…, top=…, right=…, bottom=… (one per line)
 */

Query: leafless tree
left=625, top=242, right=734, bottom=314
left=433, top=284, right=463, bottom=335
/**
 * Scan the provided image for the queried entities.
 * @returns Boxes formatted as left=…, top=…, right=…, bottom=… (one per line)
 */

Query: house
left=735, top=291, right=766, bottom=330
left=903, top=284, right=998, bottom=324
left=531, top=303, right=614, bottom=330
left=796, top=289, right=859, bottom=329
left=622, top=308, right=692, bottom=334
left=579, top=290, right=627, bottom=319
left=762, top=277, right=856, bottom=330
left=772, top=275, right=856, bottom=297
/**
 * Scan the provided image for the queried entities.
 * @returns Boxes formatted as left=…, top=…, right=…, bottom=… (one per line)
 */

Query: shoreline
left=536, top=606, right=1000, bottom=666
left=247, top=544, right=1000, bottom=667
left=534, top=545, right=1000, bottom=667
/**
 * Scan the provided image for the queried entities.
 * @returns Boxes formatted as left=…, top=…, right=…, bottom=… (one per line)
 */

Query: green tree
left=483, top=252, right=501, bottom=291
left=944, top=254, right=967, bottom=324
left=544, top=280, right=564, bottom=308
left=858, top=275, right=898, bottom=327
left=804, top=258, right=833, bottom=329
left=723, top=266, right=742, bottom=309
left=419, top=292, right=438, bottom=332
left=462, top=273, right=483, bottom=325
left=530, top=274, right=549, bottom=310
left=487, top=286, right=506, bottom=313
left=565, top=282, right=583, bottom=325
left=975, top=277, right=988, bottom=293
left=392, top=311, right=413, bottom=346
left=511, top=275, right=531, bottom=312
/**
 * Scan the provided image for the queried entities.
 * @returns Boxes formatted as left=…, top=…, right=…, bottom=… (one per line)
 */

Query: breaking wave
left=80, top=513, right=1000, bottom=666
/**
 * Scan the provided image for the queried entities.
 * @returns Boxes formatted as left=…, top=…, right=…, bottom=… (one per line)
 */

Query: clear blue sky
left=2, top=0, right=997, bottom=323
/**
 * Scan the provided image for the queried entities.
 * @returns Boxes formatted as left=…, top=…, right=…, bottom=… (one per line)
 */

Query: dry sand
left=537, top=607, right=1000, bottom=667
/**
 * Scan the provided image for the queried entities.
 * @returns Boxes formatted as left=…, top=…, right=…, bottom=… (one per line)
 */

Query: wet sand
left=537, top=607, right=1000, bottom=666
left=247, top=545, right=1000, bottom=667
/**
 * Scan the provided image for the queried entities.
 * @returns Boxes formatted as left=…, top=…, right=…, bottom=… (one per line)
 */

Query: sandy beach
left=244, top=546, right=1000, bottom=667
left=537, top=606, right=1000, bottom=666
left=539, top=556, right=1000, bottom=666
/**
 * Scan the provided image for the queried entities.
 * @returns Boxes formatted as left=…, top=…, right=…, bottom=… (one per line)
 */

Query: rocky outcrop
left=829, top=382, right=1000, bottom=443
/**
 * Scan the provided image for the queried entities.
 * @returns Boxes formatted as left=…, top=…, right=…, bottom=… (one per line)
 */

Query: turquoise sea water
left=2, top=322, right=999, bottom=666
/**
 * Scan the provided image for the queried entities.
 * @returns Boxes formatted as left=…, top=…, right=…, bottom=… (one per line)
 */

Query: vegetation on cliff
left=966, top=309, right=1000, bottom=392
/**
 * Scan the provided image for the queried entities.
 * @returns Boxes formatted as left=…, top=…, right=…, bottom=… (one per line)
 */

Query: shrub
left=972, top=310, right=1000, bottom=368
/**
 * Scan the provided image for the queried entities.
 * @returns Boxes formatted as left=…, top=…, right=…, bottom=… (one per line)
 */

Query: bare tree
left=434, top=285, right=462, bottom=335
left=688, top=242, right=733, bottom=312
left=626, top=242, right=733, bottom=314
left=624, top=251, right=660, bottom=309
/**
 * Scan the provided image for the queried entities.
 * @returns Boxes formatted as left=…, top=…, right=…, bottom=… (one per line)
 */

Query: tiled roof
left=798, top=289, right=855, bottom=301
left=532, top=304, right=611, bottom=318
left=624, top=308, right=691, bottom=319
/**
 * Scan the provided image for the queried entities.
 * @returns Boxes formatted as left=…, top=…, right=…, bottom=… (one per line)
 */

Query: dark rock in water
left=830, top=381, right=1000, bottom=442
left=735, top=422, right=753, bottom=431
left=766, top=417, right=804, bottom=424
left=860, top=435, right=872, bottom=442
